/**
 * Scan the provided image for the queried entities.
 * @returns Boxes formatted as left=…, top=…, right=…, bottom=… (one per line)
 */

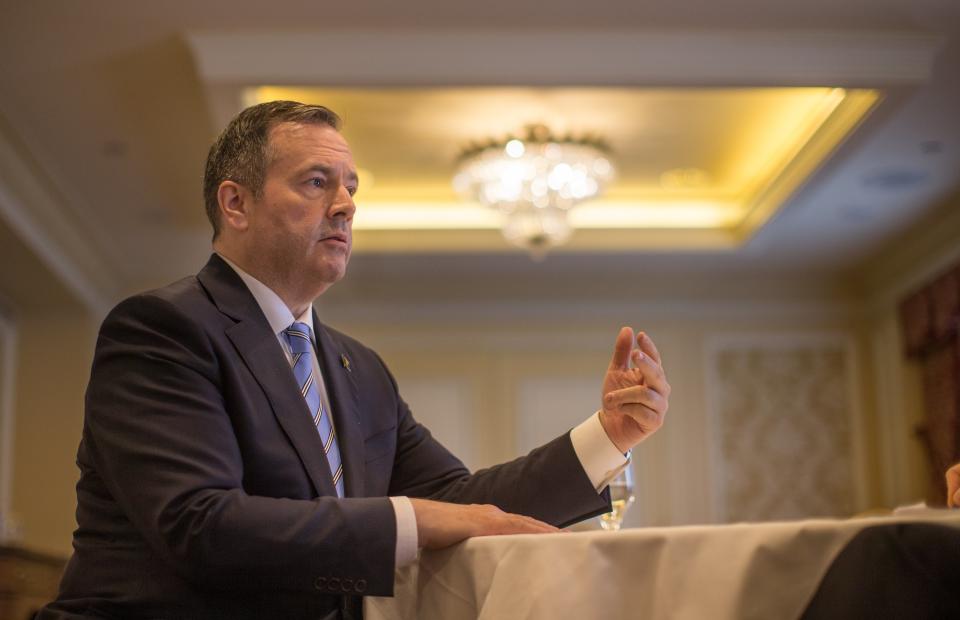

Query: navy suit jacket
left=42, top=254, right=610, bottom=619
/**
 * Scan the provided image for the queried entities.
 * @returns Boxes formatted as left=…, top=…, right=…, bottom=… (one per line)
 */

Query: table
left=366, top=511, right=960, bottom=620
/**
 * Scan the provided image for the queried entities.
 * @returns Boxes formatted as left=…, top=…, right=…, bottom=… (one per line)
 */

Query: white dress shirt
left=219, top=255, right=628, bottom=569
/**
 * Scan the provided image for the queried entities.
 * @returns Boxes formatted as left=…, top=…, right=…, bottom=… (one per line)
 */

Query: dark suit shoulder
left=103, top=270, right=234, bottom=334
left=97, top=277, right=224, bottom=379
left=106, top=275, right=216, bottom=321
left=144, top=274, right=207, bottom=306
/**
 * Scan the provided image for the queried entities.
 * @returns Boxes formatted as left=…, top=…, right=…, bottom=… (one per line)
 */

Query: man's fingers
left=510, top=514, right=560, bottom=534
left=486, top=509, right=559, bottom=536
left=618, top=403, right=664, bottom=430
left=412, top=499, right=562, bottom=549
left=604, top=384, right=666, bottom=414
left=637, top=331, right=662, bottom=365
left=631, top=348, right=670, bottom=396
left=953, top=488, right=960, bottom=509
left=600, top=328, right=670, bottom=452
left=608, top=326, right=634, bottom=371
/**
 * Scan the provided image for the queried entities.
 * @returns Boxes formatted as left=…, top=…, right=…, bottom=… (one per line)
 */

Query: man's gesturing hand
left=409, top=498, right=560, bottom=550
left=599, top=326, right=671, bottom=454
left=947, top=463, right=960, bottom=508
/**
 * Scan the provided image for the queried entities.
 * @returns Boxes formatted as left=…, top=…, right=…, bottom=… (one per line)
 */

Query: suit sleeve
left=376, top=356, right=612, bottom=528
left=83, top=294, right=398, bottom=596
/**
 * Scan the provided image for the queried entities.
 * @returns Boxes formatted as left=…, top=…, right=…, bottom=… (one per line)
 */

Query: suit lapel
left=313, top=314, right=366, bottom=498
left=197, top=255, right=337, bottom=498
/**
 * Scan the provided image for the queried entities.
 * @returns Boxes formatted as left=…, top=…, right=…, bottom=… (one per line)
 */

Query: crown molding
left=187, top=29, right=942, bottom=93
left=860, top=192, right=960, bottom=314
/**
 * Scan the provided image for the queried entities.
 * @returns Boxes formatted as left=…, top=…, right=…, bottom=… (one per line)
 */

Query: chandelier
left=453, top=124, right=615, bottom=256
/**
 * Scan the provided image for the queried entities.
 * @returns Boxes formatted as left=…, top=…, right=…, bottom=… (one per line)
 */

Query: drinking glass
left=599, top=465, right=635, bottom=531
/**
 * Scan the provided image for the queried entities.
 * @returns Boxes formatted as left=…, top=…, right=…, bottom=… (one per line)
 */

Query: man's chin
left=311, top=259, right=348, bottom=293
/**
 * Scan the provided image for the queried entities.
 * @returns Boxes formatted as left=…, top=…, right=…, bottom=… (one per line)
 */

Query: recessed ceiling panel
left=250, top=86, right=880, bottom=252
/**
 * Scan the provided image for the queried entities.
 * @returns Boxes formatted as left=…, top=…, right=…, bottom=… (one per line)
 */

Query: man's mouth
left=320, top=232, right=348, bottom=244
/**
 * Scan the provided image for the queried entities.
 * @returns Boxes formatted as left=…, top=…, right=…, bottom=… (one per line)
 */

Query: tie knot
left=284, top=322, right=313, bottom=354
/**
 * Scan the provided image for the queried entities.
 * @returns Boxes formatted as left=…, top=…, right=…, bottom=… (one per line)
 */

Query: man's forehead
left=269, top=119, right=339, bottom=138
left=266, top=121, right=355, bottom=168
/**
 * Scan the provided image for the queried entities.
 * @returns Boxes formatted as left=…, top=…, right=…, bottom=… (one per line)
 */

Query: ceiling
left=0, top=1, right=959, bottom=315
left=249, top=86, right=877, bottom=252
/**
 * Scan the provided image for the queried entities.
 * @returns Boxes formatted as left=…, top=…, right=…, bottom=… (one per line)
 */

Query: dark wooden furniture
left=0, top=546, right=65, bottom=620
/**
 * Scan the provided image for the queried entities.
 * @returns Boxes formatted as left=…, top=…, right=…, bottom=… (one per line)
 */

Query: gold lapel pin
left=340, top=354, right=351, bottom=372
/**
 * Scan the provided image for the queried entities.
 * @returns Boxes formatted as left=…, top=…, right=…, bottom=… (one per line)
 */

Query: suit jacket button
left=342, top=578, right=353, bottom=592
left=354, top=579, right=367, bottom=593
left=314, top=577, right=326, bottom=590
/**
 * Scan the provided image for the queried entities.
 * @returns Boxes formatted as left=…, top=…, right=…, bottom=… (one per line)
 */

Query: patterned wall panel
left=708, top=336, right=858, bottom=522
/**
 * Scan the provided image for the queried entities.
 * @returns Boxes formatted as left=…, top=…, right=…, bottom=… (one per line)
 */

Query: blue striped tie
left=284, top=322, right=345, bottom=497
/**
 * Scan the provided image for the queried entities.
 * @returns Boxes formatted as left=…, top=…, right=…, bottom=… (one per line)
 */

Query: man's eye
left=347, top=186, right=358, bottom=197
left=309, top=177, right=326, bottom=188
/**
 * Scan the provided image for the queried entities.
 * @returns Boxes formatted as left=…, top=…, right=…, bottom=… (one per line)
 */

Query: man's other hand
left=599, top=326, right=671, bottom=454
left=409, top=498, right=560, bottom=550
left=947, top=463, right=960, bottom=508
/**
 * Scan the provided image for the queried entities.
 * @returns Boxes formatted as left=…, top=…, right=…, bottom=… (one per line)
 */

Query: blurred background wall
left=1, top=1, right=959, bottom=558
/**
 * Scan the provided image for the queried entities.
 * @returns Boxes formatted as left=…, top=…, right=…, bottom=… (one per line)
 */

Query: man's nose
left=330, top=185, right=356, bottom=220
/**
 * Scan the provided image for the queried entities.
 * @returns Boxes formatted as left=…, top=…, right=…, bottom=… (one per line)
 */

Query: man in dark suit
left=41, top=101, right=671, bottom=619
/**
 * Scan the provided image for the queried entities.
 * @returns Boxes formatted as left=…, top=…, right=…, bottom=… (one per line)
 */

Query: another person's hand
left=599, top=327, right=671, bottom=453
left=409, top=498, right=560, bottom=549
left=947, top=463, right=960, bottom=508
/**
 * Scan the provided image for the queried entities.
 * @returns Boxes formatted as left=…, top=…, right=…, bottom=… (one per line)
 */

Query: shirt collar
left=217, top=253, right=315, bottom=340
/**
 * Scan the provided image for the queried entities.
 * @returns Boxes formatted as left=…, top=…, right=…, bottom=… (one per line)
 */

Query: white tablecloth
left=366, top=511, right=960, bottom=620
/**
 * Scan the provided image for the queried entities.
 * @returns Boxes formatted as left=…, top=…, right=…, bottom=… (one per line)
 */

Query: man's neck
left=215, top=247, right=312, bottom=318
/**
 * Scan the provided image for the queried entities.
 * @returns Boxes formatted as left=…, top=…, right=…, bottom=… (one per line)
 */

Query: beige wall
left=0, top=270, right=951, bottom=556
left=8, top=313, right=95, bottom=556
left=2, top=195, right=958, bottom=555
left=324, top=306, right=879, bottom=528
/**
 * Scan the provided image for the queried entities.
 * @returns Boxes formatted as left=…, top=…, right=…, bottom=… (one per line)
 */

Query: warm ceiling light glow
left=571, top=201, right=740, bottom=228
left=505, top=139, right=525, bottom=158
left=357, top=167, right=374, bottom=190
left=660, top=168, right=710, bottom=188
left=353, top=204, right=502, bottom=229
left=352, top=200, right=738, bottom=230
left=453, top=124, right=615, bottom=254
left=247, top=86, right=881, bottom=253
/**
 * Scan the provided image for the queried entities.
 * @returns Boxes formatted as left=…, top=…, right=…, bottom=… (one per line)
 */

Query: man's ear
left=217, top=180, right=252, bottom=233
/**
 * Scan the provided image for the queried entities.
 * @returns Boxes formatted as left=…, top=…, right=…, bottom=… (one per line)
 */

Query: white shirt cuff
left=570, top=411, right=631, bottom=492
left=389, top=496, right=419, bottom=568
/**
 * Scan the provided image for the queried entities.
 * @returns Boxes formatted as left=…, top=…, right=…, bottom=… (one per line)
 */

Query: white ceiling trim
left=187, top=29, right=942, bottom=89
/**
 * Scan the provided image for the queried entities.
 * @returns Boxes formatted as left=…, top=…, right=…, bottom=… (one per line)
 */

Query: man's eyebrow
left=302, top=164, right=333, bottom=176
left=302, top=165, right=359, bottom=185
